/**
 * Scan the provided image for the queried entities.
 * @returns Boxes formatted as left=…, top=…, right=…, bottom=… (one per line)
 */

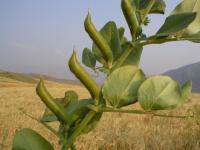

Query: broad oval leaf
left=92, top=21, right=122, bottom=64
left=157, top=12, right=196, bottom=35
left=102, top=66, right=146, bottom=108
left=138, top=76, right=191, bottom=110
left=82, top=48, right=96, bottom=70
left=12, top=128, right=54, bottom=150
left=171, top=0, right=200, bottom=35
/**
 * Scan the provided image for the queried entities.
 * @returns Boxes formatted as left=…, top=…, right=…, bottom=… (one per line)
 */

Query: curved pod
left=36, top=79, right=69, bottom=124
left=84, top=13, right=113, bottom=68
left=68, top=51, right=100, bottom=99
left=121, top=0, right=140, bottom=38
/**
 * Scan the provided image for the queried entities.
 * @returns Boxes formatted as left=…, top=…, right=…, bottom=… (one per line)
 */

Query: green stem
left=99, top=107, right=148, bottom=114
left=90, top=106, right=193, bottom=119
left=140, top=37, right=178, bottom=46
left=152, top=113, right=193, bottom=118
left=66, top=111, right=96, bottom=147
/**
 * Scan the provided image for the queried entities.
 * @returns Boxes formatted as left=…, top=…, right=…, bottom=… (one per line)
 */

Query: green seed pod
left=68, top=51, right=100, bottom=99
left=84, top=13, right=113, bottom=68
left=36, top=79, right=69, bottom=124
left=121, top=0, right=140, bottom=38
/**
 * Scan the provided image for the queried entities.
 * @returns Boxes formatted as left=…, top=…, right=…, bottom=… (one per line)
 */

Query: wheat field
left=1, top=76, right=200, bottom=150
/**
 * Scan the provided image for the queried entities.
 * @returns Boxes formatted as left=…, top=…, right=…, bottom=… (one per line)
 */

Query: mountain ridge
left=164, top=61, right=200, bottom=93
left=0, top=71, right=80, bottom=85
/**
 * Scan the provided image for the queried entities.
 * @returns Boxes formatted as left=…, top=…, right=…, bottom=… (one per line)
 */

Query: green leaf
left=118, top=27, right=125, bottom=40
left=171, top=0, right=200, bottom=35
left=121, top=43, right=143, bottom=67
left=102, top=66, right=146, bottom=108
left=133, top=0, right=166, bottom=14
left=41, top=108, right=57, bottom=122
left=92, top=21, right=122, bottom=64
left=75, top=112, right=102, bottom=135
left=157, top=12, right=197, bottom=35
left=138, top=76, right=191, bottom=110
left=12, top=128, right=54, bottom=150
left=65, top=100, right=103, bottom=135
left=181, top=80, right=192, bottom=100
left=82, top=48, right=96, bottom=70
left=111, top=43, right=143, bottom=71
left=118, top=27, right=127, bottom=45
left=66, top=99, right=94, bottom=123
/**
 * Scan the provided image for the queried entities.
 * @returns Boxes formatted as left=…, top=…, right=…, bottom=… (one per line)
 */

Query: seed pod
left=121, top=0, right=140, bottom=38
left=68, top=51, right=100, bottom=99
left=36, top=79, right=70, bottom=124
left=84, top=13, right=113, bottom=68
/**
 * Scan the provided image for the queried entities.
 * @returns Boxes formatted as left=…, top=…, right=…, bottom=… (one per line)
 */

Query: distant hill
left=164, top=62, right=200, bottom=93
left=27, top=73, right=80, bottom=85
left=0, top=71, right=79, bottom=85
left=0, top=72, right=37, bottom=84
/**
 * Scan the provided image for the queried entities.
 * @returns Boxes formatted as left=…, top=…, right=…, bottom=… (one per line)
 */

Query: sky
left=0, top=0, right=200, bottom=80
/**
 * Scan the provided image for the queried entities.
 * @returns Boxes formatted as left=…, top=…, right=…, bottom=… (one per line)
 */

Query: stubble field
left=1, top=76, right=200, bottom=150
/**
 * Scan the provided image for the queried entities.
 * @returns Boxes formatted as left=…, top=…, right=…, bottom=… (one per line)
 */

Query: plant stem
left=99, top=107, right=148, bottom=114
left=152, top=113, right=194, bottom=118
left=140, top=37, right=178, bottom=46
left=93, top=106, right=193, bottom=119
left=66, top=111, right=96, bottom=147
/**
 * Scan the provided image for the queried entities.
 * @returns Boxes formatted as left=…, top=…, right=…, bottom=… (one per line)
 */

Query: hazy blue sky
left=0, top=0, right=200, bottom=80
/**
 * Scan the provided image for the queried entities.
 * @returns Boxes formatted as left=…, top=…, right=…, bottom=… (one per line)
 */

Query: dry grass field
left=1, top=76, right=200, bottom=150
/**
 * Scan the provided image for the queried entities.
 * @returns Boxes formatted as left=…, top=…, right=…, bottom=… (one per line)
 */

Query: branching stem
left=139, top=37, right=178, bottom=46
left=88, top=105, right=194, bottom=119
